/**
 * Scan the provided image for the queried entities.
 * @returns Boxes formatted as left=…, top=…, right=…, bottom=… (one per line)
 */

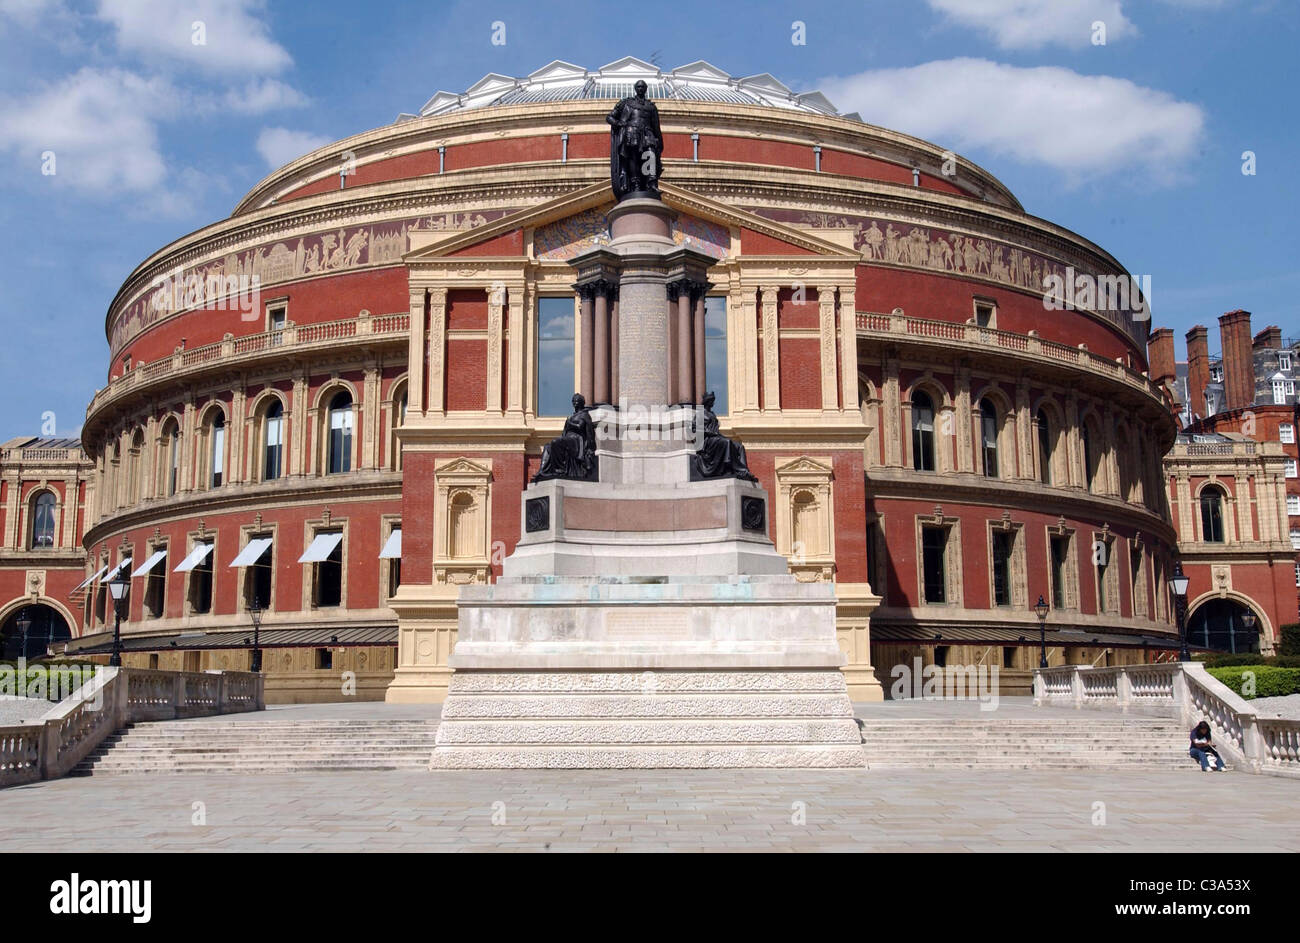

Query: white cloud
left=820, top=58, right=1204, bottom=183
left=95, top=0, right=292, bottom=73
left=220, top=79, right=309, bottom=114
left=255, top=127, right=331, bottom=169
left=0, top=67, right=176, bottom=192
left=925, top=0, right=1137, bottom=49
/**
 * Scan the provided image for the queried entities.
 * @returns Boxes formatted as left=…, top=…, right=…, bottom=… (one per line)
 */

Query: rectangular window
left=243, top=538, right=273, bottom=611
left=1281, top=423, right=1295, bottom=444
left=1050, top=535, right=1070, bottom=610
left=1295, top=562, right=1300, bottom=588
left=1291, top=528, right=1300, bottom=550
left=1287, top=494, right=1300, bottom=515
left=311, top=533, right=344, bottom=608
left=329, top=407, right=352, bottom=474
left=268, top=304, right=287, bottom=346
left=1280, top=352, right=1292, bottom=371
left=1288, top=380, right=1296, bottom=396
left=705, top=296, right=728, bottom=415
left=921, top=526, right=947, bottom=604
left=190, top=547, right=213, bottom=615
left=973, top=300, right=995, bottom=328
left=1275, top=381, right=1287, bottom=404
left=210, top=423, right=224, bottom=488
left=144, top=552, right=166, bottom=619
left=991, top=530, right=1013, bottom=607
left=1287, top=459, right=1298, bottom=479
left=315, top=648, right=333, bottom=670
left=537, top=296, right=576, bottom=418
left=1096, top=546, right=1111, bottom=614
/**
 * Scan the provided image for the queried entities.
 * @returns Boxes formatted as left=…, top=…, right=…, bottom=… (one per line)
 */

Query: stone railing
left=86, top=311, right=409, bottom=423
left=0, top=666, right=264, bottom=788
left=0, top=447, right=83, bottom=464
left=1173, top=441, right=1257, bottom=458
left=855, top=311, right=1166, bottom=407
left=1034, top=662, right=1300, bottom=778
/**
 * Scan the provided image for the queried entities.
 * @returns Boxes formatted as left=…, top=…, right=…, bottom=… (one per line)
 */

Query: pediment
left=404, top=181, right=857, bottom=264
left=434, top=456, right=493, bottom=480
left=775, top=455, right=835, bottom=476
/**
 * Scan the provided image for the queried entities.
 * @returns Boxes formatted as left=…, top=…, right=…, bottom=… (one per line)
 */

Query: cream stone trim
left=1046, top=520, right=1079, bottom=612
left=773, top=455, right=836, bottom=582
left=301, top=514, right=349, bottom=612
left=987, top=515, right=1027, bottom=610
left=915, top=509, right=963, bottom=608
left=433, top=457, right=493, bottom=585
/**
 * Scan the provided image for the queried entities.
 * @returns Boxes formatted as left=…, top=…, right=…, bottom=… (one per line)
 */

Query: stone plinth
left=429, top=197, right=866, bottom=769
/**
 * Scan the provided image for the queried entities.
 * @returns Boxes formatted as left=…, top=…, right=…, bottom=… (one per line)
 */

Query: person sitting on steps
left=1189, top=720, right=1226, bottom=772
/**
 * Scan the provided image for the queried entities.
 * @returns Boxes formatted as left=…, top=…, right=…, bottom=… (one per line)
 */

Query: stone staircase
left=858, top=715, right=1192, bottom=770
left=71, top=719, right=439, bottom=775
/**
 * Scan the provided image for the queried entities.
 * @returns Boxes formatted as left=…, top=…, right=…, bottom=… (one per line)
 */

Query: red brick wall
left=778, top=337, right=822, bottom=410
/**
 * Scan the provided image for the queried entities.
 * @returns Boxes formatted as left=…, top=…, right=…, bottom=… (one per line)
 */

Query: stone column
left=817, top=286, right=838, bottom=410
left=674, top=281, right=694, bottom=404
left=1015, top=379, right=1033, bottom=480
left=407, top=288, right=427, bottom=416
left=594, top=284, right=610, bottom=405
left=692, top=289, right=706, bottom=403
left=955, top=364, right=973, bottom=474
left=839, top=287, right=859, bottom=412
left=578, top=286, right=595, bottom=404
left=428, top=288, right=447, bottom=416
left=739, top=287, right=759, bottom=415
left=291, top=371, right=308, bottom=477
left=883, top=356, right=902, bottom=467
left=609, top=291, right=619, bottom=404
left=487, top=288, right=504, bottom=415
left=761, top=286, right=780, bottom=410
left=507, top=285, right=525, bottom=416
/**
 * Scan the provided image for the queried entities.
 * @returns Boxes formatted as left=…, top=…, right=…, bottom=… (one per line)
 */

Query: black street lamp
left=15, top=608, right=31, bottom=661
left=1169, top=561, right=1191, bottom=662
left=1241, top=610, right=1257, bottom=653
left=249, top=594, right=263, bottom=673
left=1033, top=594, right=1050, bottom=669
left=106, top=570, right=130, bottom=667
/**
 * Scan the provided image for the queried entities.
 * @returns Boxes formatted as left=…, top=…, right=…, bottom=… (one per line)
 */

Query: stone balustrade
left=85, top=311, right=410, bottom=424
left=1034, top=661, right=1300, bottom=778
left=0, top=666, right=264, bottom=787
left=855, top=311, right=1166, bottom=408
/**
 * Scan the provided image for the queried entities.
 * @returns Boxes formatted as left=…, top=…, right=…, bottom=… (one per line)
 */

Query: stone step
left=434, top=719, right=861, bottom=745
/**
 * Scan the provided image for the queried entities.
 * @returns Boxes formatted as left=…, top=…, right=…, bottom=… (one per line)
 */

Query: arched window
left=327, top=391, right=353, bottom=474
left=979, top=398, right=999, bottom=478
left=208, top=413, right=225, bottom=488
left=1200, top=488, right=1225, bottom=543
left=911, top=391, right=935, bottom=472
left=129, top=429, right=144, bottom=504
left=1081, top=422, right=1096, bottom=491
left=29, top=491, right=56, bottom=548
left=1036, top=408, right=1053, bottom=485
left=264, top=400, right=284, bottom=481
left=161, top=421, right=180, bottom=496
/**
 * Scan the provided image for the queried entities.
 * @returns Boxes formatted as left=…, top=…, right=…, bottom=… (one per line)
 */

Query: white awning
left=173, top=542, right=214, bottom=573
left=130, top=550, right=168, bottom=578
left=298, top=532, right=343, bottom=563
left=104, top=558, right=132, bottom=581
left=379, top=528, right=402, bottom=560
left=229, top=537, right=273, bottom=568
left=74, top=565, right=109, bottom=591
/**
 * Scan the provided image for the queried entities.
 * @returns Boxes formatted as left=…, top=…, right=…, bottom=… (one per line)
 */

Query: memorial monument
left=429, top=86, right=866, bottom=768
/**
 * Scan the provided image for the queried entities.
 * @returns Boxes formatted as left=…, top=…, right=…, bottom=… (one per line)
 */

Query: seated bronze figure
left=691, top=391, right=757, bottom=482
left=533, top=393, right=599, bottom=483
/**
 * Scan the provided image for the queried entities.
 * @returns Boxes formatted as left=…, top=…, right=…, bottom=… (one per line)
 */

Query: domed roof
left=402, top=57, right=853, bottom=122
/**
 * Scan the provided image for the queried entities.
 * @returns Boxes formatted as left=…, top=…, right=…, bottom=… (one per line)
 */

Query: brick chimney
left=1254, top=325, right=1283, bottom=351
left=1148, top=327, right=1176, bottom=387
left=1219, top=309, right=1254, bottom=410
left=1186, top=325, right=1210, bottom=419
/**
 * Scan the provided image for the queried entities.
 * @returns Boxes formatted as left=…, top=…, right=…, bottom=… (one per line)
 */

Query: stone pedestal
left=430, top=199, right=866, bottom=769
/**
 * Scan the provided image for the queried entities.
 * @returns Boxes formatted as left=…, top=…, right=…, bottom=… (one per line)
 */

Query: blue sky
left=0, top=0, right=1295, bottom=439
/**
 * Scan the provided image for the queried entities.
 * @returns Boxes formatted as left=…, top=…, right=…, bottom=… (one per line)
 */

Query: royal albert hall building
left=67, top=58, right=1188, bottom=701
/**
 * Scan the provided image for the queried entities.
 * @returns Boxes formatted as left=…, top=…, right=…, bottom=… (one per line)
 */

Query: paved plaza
left=3, top=762, right=1296, bottom=853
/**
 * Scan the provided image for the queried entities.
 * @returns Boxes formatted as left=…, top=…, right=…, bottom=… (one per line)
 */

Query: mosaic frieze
left=110, top=209, right=512, bottom=353
left=748, top=207, right=1146, bottom=346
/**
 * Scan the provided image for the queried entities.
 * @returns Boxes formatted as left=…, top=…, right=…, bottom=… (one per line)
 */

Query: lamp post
left=1033, top=595, right=1050, bottom=669
left=249, top=594, right=263, bottom=673
left=106, top=570, right=130, bottom=667
left=1240, top=610, right=1257, bottom=654
left=1169, top=561, right=1190, bottom=662
left=15, top=608, right=31, bottom=661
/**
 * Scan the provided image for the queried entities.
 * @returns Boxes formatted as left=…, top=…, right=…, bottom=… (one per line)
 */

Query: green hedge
left=0, top=662, right=104, bottom=702
left=1280, top=624, right=1300, bottom=657
left=1206, top=666, right=1300, bottom=699
left=1200, top=653, right=1300, bottom=669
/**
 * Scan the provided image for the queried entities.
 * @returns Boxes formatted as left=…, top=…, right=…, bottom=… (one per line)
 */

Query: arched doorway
left=1186, top=597, right=1261, bottom=654
left=1, top=604, right=72, bottom=659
